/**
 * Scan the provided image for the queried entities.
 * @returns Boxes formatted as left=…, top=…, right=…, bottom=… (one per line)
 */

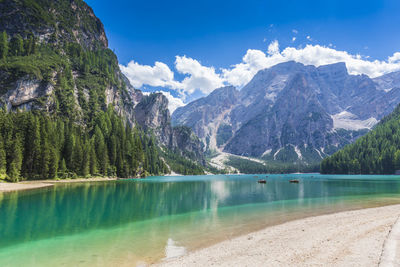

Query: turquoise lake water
left=1, top=174, right=400, bottom=266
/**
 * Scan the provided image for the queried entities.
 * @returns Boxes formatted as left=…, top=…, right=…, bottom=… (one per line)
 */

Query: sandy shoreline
left=156, top=204, right=400, bottom=267
left=0, top=177, right=117, bottom=192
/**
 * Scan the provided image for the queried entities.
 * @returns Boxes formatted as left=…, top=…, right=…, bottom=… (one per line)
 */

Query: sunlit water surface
left=1, top=174, right=400, bottom=266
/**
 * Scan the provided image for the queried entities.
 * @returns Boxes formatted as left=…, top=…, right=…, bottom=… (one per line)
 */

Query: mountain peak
left=209, top=85, right=238, bottom=96
left=0, top=0, right=108, bottom=49
left=265, top=60, right=306, bottom=72
left=317, top=62, right=348, bottom=75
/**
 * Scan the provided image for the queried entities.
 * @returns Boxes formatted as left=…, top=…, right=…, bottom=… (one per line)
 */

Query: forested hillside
left=0, top=0, right=205, bottom=181
left=0, top=107, right=170, bottom=181
left=321, top=104, right=400, bottom=174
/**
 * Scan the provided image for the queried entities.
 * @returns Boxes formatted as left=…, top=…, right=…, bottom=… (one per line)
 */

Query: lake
left=1, top=174, right=400, bottom=266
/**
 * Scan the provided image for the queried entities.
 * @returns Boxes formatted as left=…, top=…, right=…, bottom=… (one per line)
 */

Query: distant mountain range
left=172, top=61, right=400, bottom=166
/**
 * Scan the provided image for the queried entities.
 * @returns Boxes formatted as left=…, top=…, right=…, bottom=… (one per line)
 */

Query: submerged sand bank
left=157, top=205, right=400, bottom=267
left=0, top=182, right=54, bottom=192
left=0, top=177, right=117, bottom=192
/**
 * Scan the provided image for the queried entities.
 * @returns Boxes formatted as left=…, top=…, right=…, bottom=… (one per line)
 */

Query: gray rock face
left=172, top=86, right=239, bottom=148
left=134, top=93, right=172, bottom=144
left=172, top=61, right=400, bottom=163
left=135, top=93, right=204, bottom=163
left=2, top=76, right=52, bottom=109
left=373, top=71, right=400, bottom=92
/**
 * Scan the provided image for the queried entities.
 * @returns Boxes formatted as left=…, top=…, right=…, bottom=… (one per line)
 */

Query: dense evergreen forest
left=0, top=107, right=171, bottom=181
left=321, top=104, right=400, bottom=174
left=226, top=156, right=320, bottom=174
left=0, top=29, right=205, bottom=181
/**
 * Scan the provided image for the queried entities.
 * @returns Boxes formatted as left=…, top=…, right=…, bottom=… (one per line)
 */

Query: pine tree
left=81, top=140, right=90, bottom=177
left=0, top=136, right=7, bottom=180
left=72, top=136, right=83, bottom=175
left=23, top=35, right=35, bottom=56
left=64, top=126, right=75, bottom=170
left=394, top=150, right=400, bottom=171
left=7, top=135, right=23, bottom=182
left=89, top=140, right=98, bottom=175
left=48, top=148, right=58, bottom=179
left=41, top=141, right=51, bottom=179
left=0, top=31, right=8, bottom=60
left=94, top=126, right=109, bottom=176
left=59, top=158, right=67, bottom=178
left=9, top=34, right=24, bottom=56
left=23, top=115, right=41, bottom=178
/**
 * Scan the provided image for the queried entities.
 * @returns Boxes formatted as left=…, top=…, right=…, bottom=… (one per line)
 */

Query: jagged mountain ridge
left=172, top=61, right=400, bottom=164
left=0, top=0, right=204, bottom=170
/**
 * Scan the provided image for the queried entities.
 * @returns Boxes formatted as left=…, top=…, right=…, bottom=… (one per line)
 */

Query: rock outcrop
left=135, top=93, right=204, bottom=163
left=173, top=61, right=400, bottom=164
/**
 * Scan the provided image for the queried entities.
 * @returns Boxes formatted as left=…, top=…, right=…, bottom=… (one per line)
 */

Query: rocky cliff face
left=0, top=0, right=108, bottom=49
left=173, top=61, right=400, bottom=164
left=0, top=0, right=205, bottom=167
left=172, top=86, right=239, bottom=150
left=0, top=0, right=130, bottom=115
left=135, top=93, right=204, bottom=163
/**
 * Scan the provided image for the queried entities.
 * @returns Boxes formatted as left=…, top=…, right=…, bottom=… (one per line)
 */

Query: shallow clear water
left=1, top=174, right=400, bottom=266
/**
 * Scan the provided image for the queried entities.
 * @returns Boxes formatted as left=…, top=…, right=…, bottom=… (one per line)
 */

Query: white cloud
left=389, top=52, right=400, bottom=64
left=292, top=37, right=296, bottom=42
left=222, top=41, right=400, bottom=87
left=222, top=49, right=271, bottom=87
left=306, top=35, right=312, bottom=41
left=175, top=56, right=224, bottom=95
left=121, top=56, right=224, bottom=99
left=119, top=61, right=181, bottom=89
left=267, top=40, right=280, bottom=55
left=121, top=40, right=400, bottom=104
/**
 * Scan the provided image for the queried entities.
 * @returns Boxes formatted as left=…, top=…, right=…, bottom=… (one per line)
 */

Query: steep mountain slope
left=321, top=104, right=400, bottom=174
left=0, top=0, right=204, bottom=179
left=173, top=61, right=400, bottom=165
left=134, top=93, right=204, bottom=164
left=172, top=86, right=239, bottom=150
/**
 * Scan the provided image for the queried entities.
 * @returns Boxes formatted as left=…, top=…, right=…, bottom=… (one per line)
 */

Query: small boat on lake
left=258, top=179, right=267, bottom=184
left=289, top=179, right=299, bottom=184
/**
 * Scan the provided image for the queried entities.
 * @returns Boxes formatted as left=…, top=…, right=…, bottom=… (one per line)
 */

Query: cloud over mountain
left=121, top=41, right=400, bottom=109
left=120, top=56, right=223, bottom=99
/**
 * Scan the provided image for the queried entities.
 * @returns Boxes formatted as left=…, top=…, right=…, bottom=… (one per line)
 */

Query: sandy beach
left=0, top=177, right=117, bottom=193
left=157, top=205, right=400, bottom=267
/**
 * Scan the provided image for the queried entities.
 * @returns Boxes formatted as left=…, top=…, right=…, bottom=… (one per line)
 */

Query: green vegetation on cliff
left=321, top=104, right=400, bottom=174
left=0, top=0, right=206, bottom=179
left=226, top=156, right=319, bottom=174
left=0, top=107, right=169, bottom=182
left=0, top=30, right=122, bottom=120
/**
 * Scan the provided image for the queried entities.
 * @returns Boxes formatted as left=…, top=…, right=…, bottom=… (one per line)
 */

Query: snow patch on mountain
left=273, top=148, right=283, bottom=160
left=262, top=149, right=272, bottom=157
left=332, top=111, right=378, bottom=131
left=315, top=148, right=323, bottom=159
left=294, top=145, right=303, bottom=160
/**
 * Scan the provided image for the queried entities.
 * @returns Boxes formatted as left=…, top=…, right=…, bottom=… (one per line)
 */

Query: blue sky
left=85, top=0, right=400, bottom=111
